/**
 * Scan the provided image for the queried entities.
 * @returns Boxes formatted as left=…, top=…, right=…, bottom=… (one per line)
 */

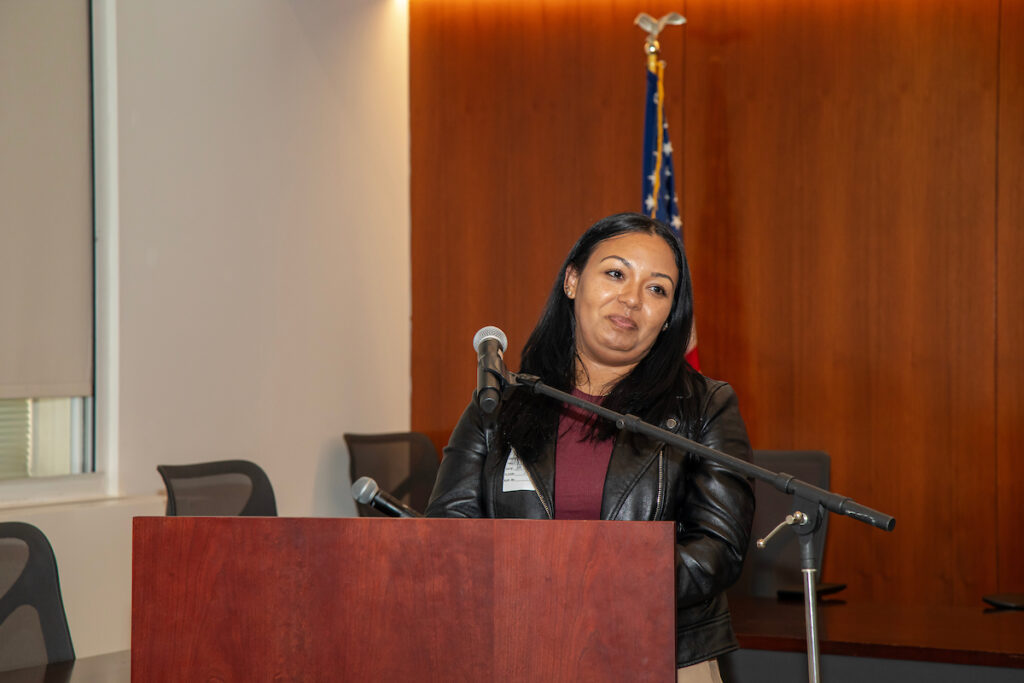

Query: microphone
left=472, top=326, right=508, bottom=415
left=351, top=476, right=423, bottom=518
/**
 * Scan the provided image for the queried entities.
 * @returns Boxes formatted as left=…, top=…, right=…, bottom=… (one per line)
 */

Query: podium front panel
left=132, top=517, right=675, bottom=681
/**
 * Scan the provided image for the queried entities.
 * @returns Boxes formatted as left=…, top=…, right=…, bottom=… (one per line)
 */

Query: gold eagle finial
left=634, top=12, right=686, bottom=54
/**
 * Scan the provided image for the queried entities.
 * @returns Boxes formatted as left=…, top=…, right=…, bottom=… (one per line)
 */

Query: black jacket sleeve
left=673, top=381, right=755, bottom=608
left=425, top=400, right=490, bottom=518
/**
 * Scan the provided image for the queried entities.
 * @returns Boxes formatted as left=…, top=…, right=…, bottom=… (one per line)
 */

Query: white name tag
left=502, top=449, right=535, bottom=492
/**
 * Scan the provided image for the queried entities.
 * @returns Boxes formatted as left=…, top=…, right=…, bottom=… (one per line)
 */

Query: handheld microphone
left=472, top=326, right=508, bottom=415
left=351, top=476, right=423, bottom=518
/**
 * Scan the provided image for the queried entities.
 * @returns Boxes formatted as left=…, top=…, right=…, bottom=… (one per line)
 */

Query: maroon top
left=554, top=388, right=614, bottom=520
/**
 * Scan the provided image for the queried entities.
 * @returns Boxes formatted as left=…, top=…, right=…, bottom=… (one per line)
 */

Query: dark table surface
left=729, top=595, right=1024, bottom=668
left=0, top=650, right=129, bottom=683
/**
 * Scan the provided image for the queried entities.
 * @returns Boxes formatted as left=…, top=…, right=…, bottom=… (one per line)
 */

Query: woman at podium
left=427, top=212, right=755, bottom=683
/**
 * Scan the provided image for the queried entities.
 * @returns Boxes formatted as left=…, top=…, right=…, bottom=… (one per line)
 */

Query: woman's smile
left=607, top=314, right=638, bottom=330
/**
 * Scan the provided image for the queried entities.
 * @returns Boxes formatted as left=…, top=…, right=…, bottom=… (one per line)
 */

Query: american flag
left=642, top=61, right=682, bottom=233
left=642, top=55, right=700, bottom=370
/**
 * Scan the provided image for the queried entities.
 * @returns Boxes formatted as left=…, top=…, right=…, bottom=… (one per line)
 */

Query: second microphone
left=473, top=325, right=509, bottom=415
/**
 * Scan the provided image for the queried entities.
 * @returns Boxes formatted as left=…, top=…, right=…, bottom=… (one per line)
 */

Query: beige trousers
left=676, top=658, right=723, bottom=683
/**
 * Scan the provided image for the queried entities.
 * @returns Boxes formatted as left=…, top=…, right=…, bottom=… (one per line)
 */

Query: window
left=0, top=1, right=95, bottom=483
left=0, top=398, right=93, bottom=480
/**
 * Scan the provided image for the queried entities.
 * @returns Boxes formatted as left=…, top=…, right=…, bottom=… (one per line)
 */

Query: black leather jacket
left=426, top=377, right=756, bottom=668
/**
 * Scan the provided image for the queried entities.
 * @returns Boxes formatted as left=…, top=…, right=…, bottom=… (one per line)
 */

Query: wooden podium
left=132, top=517, right=677, bottom=681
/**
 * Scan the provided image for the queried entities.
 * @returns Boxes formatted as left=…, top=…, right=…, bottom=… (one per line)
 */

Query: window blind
left=0, top=0, right=93, bottom=400
left=0, top=399, right=30, bottom=479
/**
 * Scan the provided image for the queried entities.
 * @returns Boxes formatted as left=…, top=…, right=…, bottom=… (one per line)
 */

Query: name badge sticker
left=502, top=448, right=535, bottom=492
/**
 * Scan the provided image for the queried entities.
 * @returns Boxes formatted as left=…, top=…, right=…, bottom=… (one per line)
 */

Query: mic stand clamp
left=757, top=498, right=826, bottom=683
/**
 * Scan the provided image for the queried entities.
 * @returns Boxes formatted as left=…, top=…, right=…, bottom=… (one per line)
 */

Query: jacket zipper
left=523, top=462, right=553, bottom=519
left=654, top=448, right=666, bottom=520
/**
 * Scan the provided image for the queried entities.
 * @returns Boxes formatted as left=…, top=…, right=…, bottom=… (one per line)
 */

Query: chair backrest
left=734, top=450, right=832, bottom=598
left=344, top=432, right=440, bottom=517
left=156, top=459, right=277, bottom=516
left=0, top=522, right=74, bottom=671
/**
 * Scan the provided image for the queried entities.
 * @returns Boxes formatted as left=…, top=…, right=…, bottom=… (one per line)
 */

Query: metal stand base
left=803, top=567, right=820, bottom=683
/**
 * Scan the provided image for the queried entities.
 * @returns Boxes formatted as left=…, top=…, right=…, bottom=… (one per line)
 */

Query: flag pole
left=634, top=13, right=685, bottom=221
left=635, top=12, right=700, bottom=368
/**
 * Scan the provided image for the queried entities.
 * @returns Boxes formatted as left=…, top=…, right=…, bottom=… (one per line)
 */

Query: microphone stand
left=508, top=372, right=895, bottom=683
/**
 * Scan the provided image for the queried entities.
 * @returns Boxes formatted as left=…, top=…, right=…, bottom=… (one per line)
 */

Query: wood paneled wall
left=410, top=0, right=1022, bottom=606
left=410, top=0, right=685, bottom=437
left=683, top=0, right=1002, bottom=607
left=997, top=0, right=1024, bottom=599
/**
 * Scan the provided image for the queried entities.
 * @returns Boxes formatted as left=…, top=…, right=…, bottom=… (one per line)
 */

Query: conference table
left=725, top=594, right=1024, bottom=682
left=0, top=650, right=129, bottom=683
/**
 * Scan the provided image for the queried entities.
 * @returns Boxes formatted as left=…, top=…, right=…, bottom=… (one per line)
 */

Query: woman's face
left=564, top=231, right=678, bottom=388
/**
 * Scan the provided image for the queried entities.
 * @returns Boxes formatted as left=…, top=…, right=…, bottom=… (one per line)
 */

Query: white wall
left=0, top=0, right=410, bottom=658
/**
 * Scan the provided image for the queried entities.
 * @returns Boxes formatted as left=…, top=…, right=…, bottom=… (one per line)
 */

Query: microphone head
left=473, top=326, right=508, bottom=353
left=351, top=476, right=380, bottom=505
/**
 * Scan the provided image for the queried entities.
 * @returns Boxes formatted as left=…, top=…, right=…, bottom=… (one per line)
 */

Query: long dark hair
left=498, top=212, right=704, bottom=462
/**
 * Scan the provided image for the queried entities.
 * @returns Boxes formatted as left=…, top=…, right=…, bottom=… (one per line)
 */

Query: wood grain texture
left=681, top=0, right=1000, bottom=606
left=493, top=520, right=676, bottom=679
left=410, top=0, right=1017, bottom=608
left=131, top=517, right=675, bottom=681
left=132, top=517, right=493, bottom=681
left=410, top=0, right=686, bottom=452
left=996, top=0, right=1024, bottom=595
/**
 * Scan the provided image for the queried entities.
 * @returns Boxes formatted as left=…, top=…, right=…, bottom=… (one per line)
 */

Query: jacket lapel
left=522, top=439, right=556, bottom=518
left=601, top=429, right=662, bottom=519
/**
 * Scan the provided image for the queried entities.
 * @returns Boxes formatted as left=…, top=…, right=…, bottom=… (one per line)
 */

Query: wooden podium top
left=729, top=595, right=1024, bottom=668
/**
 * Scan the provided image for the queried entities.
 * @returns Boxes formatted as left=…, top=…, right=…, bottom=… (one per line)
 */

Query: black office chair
left=0, top=522, right=75, bottom=672
left=344, top=432, right=440, bottom=517
left=156, top=459, right=278, bottom=516
left=733, top=450, right=845, bottom=599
